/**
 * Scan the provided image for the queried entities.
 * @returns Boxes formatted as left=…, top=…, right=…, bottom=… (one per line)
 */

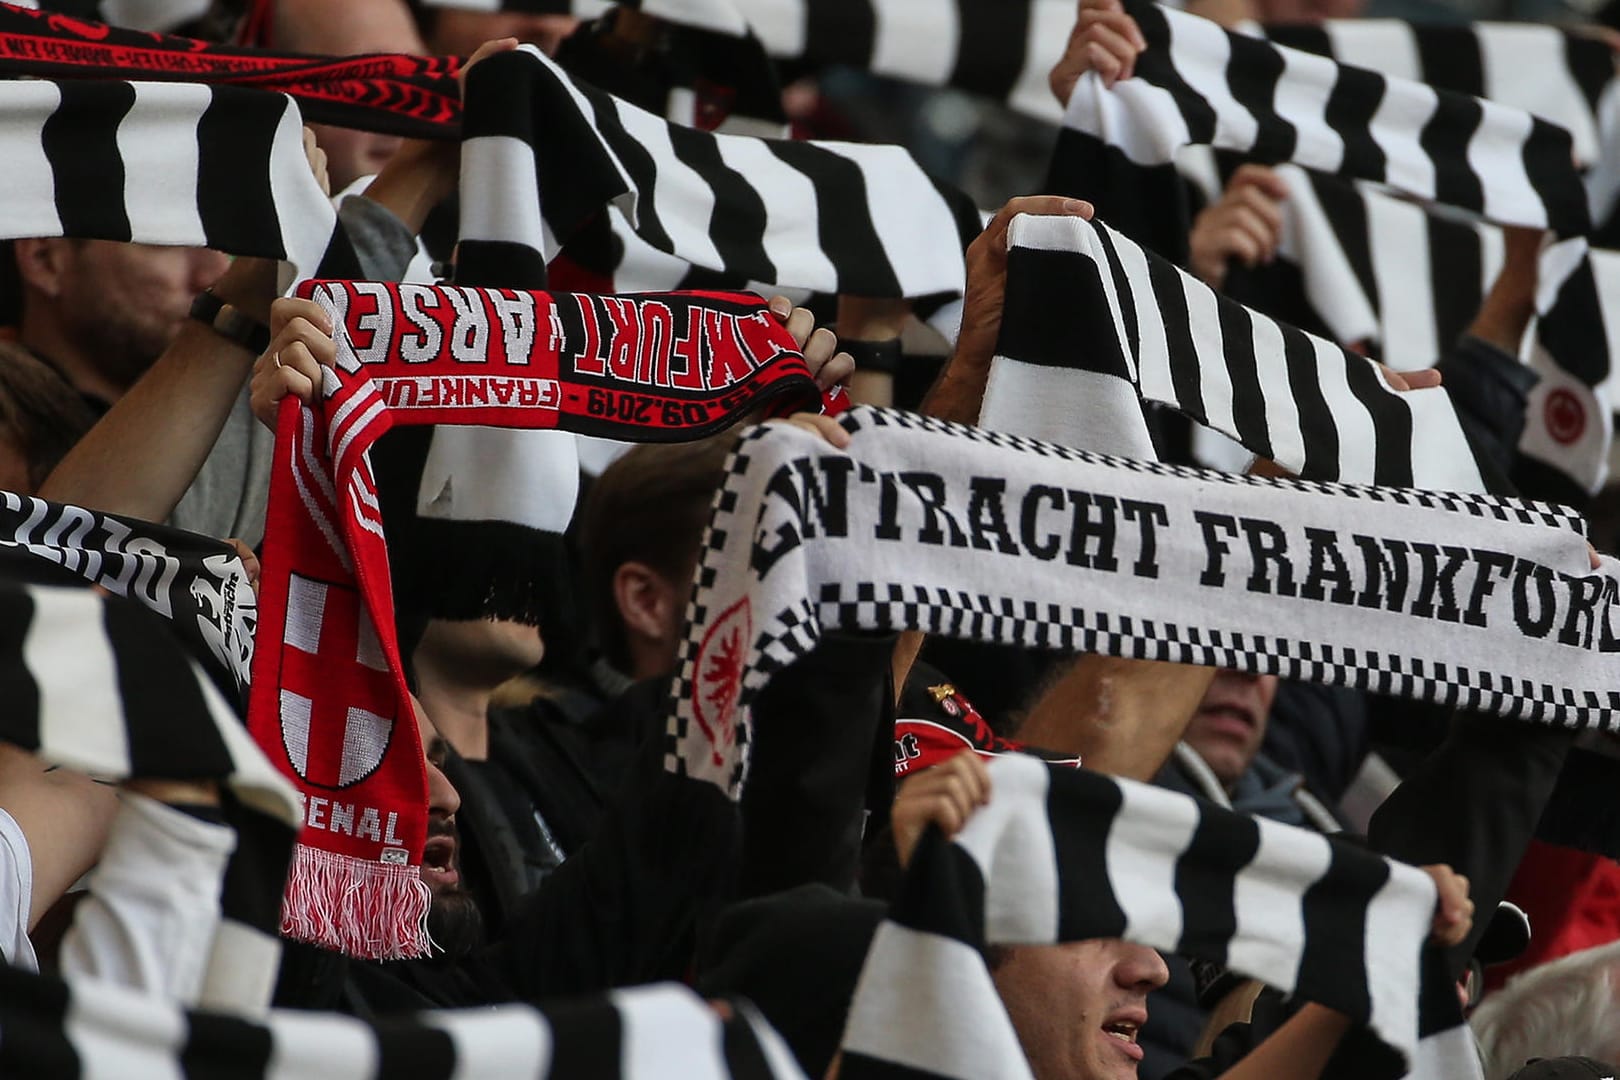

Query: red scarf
left=0, top=4, right=461, bottom=138
left=248, top=283, right=833, bottom=959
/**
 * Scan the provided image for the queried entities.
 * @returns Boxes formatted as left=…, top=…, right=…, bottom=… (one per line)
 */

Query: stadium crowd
left=0, top=0, right=1619, bottom=1077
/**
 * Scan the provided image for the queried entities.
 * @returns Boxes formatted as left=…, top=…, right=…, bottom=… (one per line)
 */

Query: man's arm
left=1014, top=658, right=1216, bottom=781
left=36, top=126, right=332, bottom=523
left=918, top=196, right=1093, bottom=426
left=912, top=194, right=1213, bottom=773
left=1466, top=226, right=1542, bottom=357
left=0, top=745, right=118, bottom=937
left=37, top=254, right=281, bottom=523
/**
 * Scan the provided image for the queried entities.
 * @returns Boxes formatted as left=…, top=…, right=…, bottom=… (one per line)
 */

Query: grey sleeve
left=337, top=195, right=426, bottom=283
left=167, top=195, right=422, bottom=544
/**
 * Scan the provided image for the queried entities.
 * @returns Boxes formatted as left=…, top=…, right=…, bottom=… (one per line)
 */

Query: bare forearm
left=0, top=745, right=118, bottom=931
left=39, top=258, right=276, bottom=521
left=838, top=296, right=908, bottom=409
left=920, top=346, right=992, bottom=425
left=362, top=141, right=457, bottom=235
left=1467, top=227, right=1542, bottom=356
left=1215, top=1004, right=1352, bottom=1080
left=1015, top=655, right=1215, bottom=780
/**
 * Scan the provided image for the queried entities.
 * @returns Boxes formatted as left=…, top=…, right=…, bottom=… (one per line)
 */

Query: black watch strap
left=188, top=290, right=271, bottom=355
left=841, top=337, right=902, bottom=377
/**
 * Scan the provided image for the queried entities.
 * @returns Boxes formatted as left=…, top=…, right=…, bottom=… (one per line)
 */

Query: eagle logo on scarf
left=191, top=551, right=256, bottom=689
left=693, top=597, right=750, bottom=767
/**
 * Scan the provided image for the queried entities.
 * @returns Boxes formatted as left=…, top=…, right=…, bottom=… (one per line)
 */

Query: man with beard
left=273, top=692, right=738, bottom=1015
left=7, top=237, right=277, bottom=543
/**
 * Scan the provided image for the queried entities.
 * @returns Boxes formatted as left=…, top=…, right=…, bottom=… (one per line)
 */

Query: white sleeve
left=0, top=807, right=38, bottom=972
left=59, top=793, right=235, bottom=1005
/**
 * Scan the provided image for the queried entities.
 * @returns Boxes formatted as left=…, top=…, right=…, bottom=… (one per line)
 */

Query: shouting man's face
left=992, top=939, right=1170, bottom=1080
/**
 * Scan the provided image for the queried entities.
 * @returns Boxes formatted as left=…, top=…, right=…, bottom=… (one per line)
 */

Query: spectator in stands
left=10, top=234, right=274, bottom=542
left=1157, top=670, right=1341, bottom=831
left=580, top=435, right=737, bottom=685
left=8, top=240, right=227, bottom=414
left=23, top=129, right=333, bottom=544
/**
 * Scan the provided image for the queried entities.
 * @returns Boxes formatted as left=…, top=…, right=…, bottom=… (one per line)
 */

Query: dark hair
left=0, top=342, right=96, bottom=490
left=577, top=433, right=737, bottom=669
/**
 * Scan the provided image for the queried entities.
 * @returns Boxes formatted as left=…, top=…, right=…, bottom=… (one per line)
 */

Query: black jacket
left=275, top=632, right=896, bottom=1015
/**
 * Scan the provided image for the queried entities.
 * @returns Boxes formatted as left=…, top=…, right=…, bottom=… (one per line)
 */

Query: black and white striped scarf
left=837, top=753, right=1468, bottom=1078
left=1258, top=18, right=1620, bottom=234
left=421, top=41, right=975, bottom=620
left=0, top=76, right=353, bottom=280
left=0, top=580, right=300, bottom=1011
left=699, top=0, right=1077, bottom=124
left=1054, top=1, right=1588, bottom=248
left=0, top=971, right=809, bottom=1079
left=456, top=44, right=982, bottom=300
left=666, top=407, right=1614, bottom=798
left=424, top=0, right=1082, bottom=123
left=1048, top=0, right=1610, bottom=500
left=1192, top=162, right=1618, bottom=502
left=980, top=213, right=1505, bottom=493
left=0, top=1, right=465, bottom=139
left=0, top=492, right=256, bottom=697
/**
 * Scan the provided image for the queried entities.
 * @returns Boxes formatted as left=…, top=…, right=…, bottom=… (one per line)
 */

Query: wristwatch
left=188, top=290, right=271, bottom=355
left=841, top=337, right=903, bottom=377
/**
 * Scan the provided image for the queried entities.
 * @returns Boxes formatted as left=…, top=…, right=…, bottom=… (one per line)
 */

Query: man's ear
left=612, top=561, right=678, bottom=644
left=11, top=238, right=71, bottom=300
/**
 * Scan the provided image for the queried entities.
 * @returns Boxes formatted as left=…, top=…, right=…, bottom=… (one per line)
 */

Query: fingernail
left=1062, top=199, right=1088, bottom=214
left=769, top=297, right=791, bottom=317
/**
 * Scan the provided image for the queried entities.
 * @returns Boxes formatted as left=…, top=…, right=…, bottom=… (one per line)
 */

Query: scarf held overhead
left=0, top=76, right=349, bottom=281
left=838, top=754, right=1452, bottom=1078
left=1048, top=0, right=1610, bottom=501
left=0, top=974, right=809, bottom=1080
left=0, top=2, right=463, bottom=137
left=248, top=282, right=827, bottom=959
left=457, top=44, right=982, bottom=299
left=980, top=213, right=1501, bottom=493
left=668, top=408, right=1613, bottom=799
left=0, top=492, right=256, bottom=695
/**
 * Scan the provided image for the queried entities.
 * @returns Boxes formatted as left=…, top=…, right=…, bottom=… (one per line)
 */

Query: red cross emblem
left=278, top=573, right=398, bottom=790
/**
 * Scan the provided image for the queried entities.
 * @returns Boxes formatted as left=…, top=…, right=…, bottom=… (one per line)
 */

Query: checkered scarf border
left=666, top=406, right=1610, bottom=797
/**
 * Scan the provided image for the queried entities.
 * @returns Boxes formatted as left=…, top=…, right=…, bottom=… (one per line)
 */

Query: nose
left=1114, top=944, right=1171, bottom=993
left=426, top=756, right=460, bottom=818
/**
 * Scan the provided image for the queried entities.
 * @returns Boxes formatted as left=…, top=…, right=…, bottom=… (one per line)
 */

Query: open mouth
left=1102, top=1020, right=1139, bottom=1044
left=422, top=836, right=457, bottom=882
left=1099, top=1014, right=1145, bottom=1062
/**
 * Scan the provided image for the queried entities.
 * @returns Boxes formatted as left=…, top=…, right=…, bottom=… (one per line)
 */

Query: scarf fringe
left=400, top=518, right=576, bottom=632
left=279, top=845, right=431, bottom=961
